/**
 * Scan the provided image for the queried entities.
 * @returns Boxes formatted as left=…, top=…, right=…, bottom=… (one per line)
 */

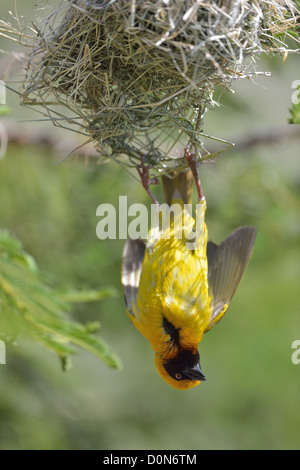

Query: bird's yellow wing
left=205, top=226, right=257, bottom=332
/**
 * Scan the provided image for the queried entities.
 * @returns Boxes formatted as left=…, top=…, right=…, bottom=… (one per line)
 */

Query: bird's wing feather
left=205, top=226, right=257, bottom=332
left=121, top=239, right=145, bottom=315
left=207, top=240, right=218, bottom=269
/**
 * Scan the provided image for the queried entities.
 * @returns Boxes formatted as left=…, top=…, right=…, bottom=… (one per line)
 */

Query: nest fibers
left=2, top=0, right=300, bottom=174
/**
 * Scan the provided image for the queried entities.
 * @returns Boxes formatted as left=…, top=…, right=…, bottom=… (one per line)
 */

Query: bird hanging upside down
left=122, top=148, right=256, bottom=390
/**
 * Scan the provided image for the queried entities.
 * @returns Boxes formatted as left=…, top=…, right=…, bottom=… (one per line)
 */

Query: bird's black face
left=163, top=349, right=206, bottom=382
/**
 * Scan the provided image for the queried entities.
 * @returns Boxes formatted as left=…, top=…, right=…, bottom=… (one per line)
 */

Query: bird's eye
left=175, top=373, right=182, bottom=380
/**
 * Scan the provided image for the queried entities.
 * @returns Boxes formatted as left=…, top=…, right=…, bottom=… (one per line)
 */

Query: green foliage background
left=0, top=0, right=299, bottom=450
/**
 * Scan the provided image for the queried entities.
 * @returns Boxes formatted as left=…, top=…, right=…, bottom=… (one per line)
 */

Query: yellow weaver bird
left=122, top=149, right=256, bottom=390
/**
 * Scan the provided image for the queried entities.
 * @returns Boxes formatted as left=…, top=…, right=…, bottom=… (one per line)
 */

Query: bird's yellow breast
left=131, top=200, right=212, bottom=359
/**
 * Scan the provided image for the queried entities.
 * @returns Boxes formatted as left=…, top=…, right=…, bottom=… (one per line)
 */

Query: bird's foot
left=184, top=146, right=204, bottom=201
left=137, top=160, right=159, bottom=206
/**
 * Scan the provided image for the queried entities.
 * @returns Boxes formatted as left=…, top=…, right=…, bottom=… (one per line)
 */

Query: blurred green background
left=0, top=0, right=299, bottom=450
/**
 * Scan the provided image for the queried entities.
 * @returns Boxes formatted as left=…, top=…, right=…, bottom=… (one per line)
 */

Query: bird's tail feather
left=162, top=170, right=194, bottom=206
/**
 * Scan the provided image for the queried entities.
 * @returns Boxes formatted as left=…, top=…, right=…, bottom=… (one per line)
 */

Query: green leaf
left=289, top=102, right=300, bottom=125
left=0, top=105, right=11, bottom=116
left=0, top=230, right=121, bottom=370
left=289, top=85, right=300, bottom=125
left=60, top=287, right=118, bottom=303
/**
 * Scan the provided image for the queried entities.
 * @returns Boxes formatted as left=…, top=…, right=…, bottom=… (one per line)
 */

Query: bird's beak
left=184, top=365, right=206, bottom=382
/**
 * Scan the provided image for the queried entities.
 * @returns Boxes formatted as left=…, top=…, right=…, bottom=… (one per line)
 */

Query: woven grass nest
left=2, top=0, right=300, bottom=174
